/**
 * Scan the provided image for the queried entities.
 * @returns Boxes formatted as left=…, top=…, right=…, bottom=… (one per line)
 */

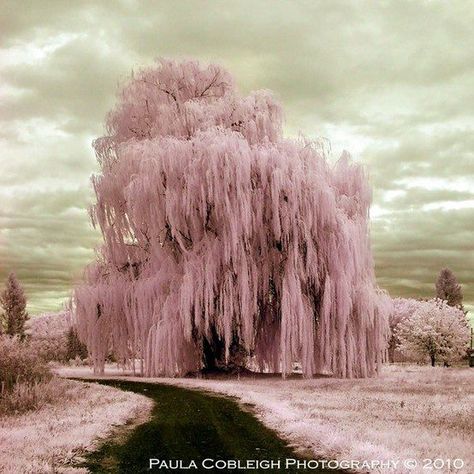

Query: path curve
left=77, top=379, right=339, bottom=473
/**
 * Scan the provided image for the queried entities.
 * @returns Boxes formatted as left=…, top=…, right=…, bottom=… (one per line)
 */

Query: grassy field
left=60, top=364, right=473, bottom=473
left=0, top=378, right=152, bottom=473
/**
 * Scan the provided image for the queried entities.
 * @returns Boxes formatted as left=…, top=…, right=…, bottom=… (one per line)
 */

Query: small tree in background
left=396, top=299, right=470, bottom=366
left=0, top=273, right=28, bottom=339
left=65, top=326, right=88, bottom=361
left=436, top=268, right=463, bottom=310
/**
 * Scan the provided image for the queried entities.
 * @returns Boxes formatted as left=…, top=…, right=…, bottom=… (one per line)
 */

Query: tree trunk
left=430, top=354, right=436, bottom=367
left=202, top=327, right=247, bottom=374
left=202, top=326, right=224, bottom=371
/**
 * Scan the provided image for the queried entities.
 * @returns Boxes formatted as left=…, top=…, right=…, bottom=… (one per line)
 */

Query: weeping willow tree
left=74, top=58, right=390, bottom=378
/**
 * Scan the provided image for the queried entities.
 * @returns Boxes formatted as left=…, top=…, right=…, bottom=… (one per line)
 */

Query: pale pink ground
left=0, top=378, right=152, bottom=473
left=59, top=364, right=473, bottom=474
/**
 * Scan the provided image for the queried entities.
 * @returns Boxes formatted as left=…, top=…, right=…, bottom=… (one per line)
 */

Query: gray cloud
left=0, top=0, right=473, bottom=315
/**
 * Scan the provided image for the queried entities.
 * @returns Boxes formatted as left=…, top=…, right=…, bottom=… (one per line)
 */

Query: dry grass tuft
left=0, top=378, right=73, bottom=417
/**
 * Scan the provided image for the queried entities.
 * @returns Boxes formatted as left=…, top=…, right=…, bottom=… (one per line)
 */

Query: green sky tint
left=0, top=0, right=473, bottom=317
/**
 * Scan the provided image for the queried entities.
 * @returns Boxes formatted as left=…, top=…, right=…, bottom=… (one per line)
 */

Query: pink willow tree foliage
left=73, top=58, right=390, bottom=378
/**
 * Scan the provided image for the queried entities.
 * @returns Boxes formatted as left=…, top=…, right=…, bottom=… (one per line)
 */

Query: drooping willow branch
left=73, top=58, right=390, bottom=378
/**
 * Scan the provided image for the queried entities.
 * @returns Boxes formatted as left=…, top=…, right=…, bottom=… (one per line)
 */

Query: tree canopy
left=74, top=58, right=390, bottom=378
left=436, top=268, right=463, bottom=309
left=396, top=299, right=469, bottom=366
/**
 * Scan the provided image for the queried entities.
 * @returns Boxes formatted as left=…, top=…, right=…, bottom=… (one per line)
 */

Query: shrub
left=0, top=335, right=51, bottom=394
left=29, top=336, right=68, bottom=362
left=65, top=326, right=88, bottom=361
left=0, top=336, right=74, bottom=416
left=25, top=311, right=72, bottom=362
left=0, top=378, right=71, bottom=416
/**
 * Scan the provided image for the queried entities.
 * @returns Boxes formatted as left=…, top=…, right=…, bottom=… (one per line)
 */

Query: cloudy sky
left=1, top=0, right=473, bottom=317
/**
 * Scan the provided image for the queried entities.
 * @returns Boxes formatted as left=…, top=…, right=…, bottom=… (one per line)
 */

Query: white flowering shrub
left=395, top=299, right=470, bottom=366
